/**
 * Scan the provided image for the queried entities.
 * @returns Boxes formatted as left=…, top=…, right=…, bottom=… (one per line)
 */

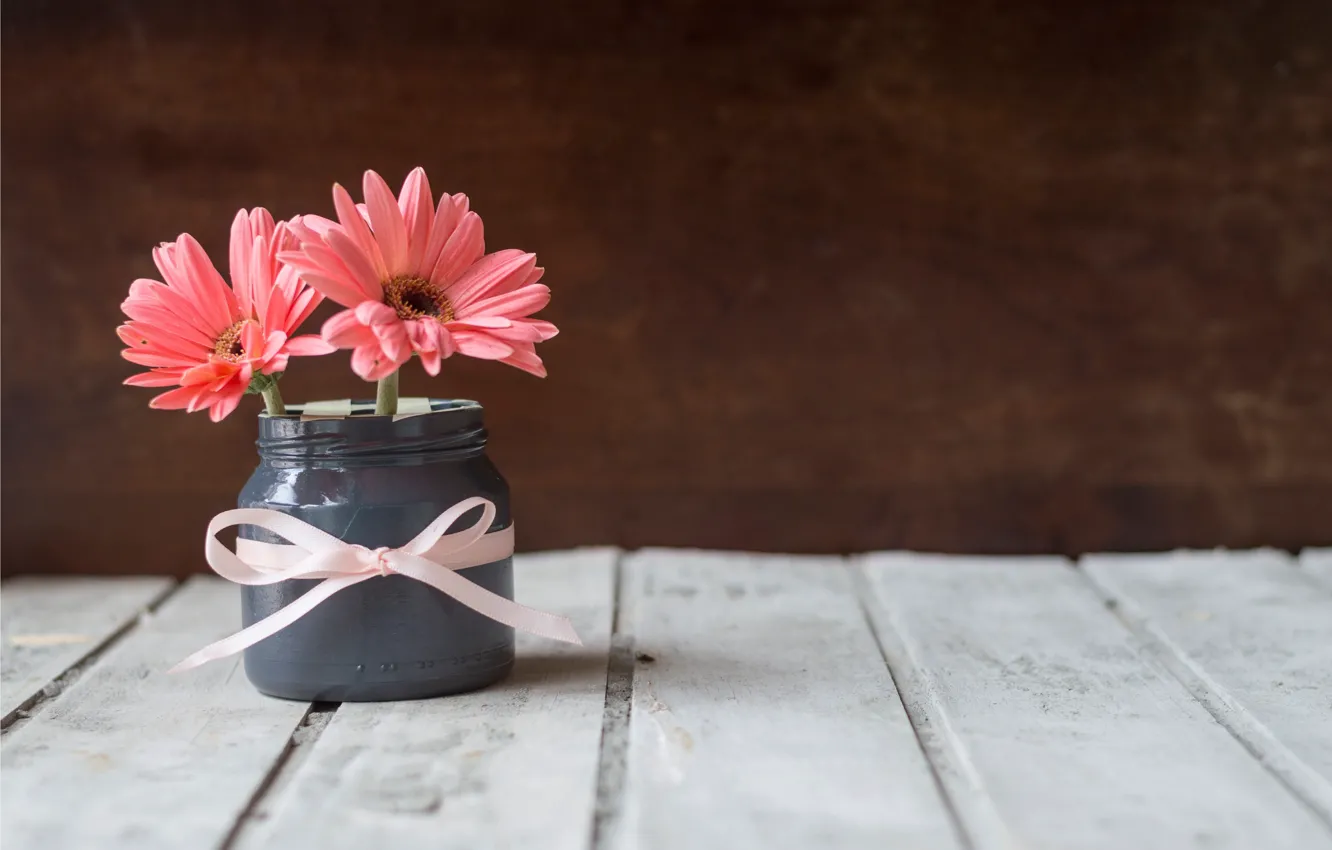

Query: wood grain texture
left=0, top=578, right=312, bottom=850
left=614, top=550, right=962, bottom=850
left=860, top=553, right=1332, bottom=850
left=232, top=550, right=616, bottom=850
left=1081, top=549, right=1332, bottom=823
left=0, top=577, right=174, bottom=723
left=4, top=1, right=1332, bottom=572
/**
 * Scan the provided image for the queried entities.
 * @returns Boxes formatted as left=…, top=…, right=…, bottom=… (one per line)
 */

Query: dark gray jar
left=238, top=399, right=514, bottom=702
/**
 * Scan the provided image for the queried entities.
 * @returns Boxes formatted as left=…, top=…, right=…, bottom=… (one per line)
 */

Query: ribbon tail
left=168, top=575, right=369, bottom=673
left=397, top=557, right=582, bottom=646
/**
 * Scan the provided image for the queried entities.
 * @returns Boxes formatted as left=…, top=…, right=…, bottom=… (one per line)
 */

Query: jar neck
left=256, top=399, right=487, bottom=467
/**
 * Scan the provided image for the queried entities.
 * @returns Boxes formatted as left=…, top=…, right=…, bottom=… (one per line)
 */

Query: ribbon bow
left=171, top=496, right=580, bottom=673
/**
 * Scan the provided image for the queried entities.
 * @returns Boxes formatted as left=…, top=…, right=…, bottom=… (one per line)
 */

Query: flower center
left=383, top=276, right=454, bottom=322
left=212, top=320, right=250, bottom=361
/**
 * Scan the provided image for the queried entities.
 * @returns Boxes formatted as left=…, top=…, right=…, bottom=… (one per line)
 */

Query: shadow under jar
left=238, top=400, right=514, bottom=702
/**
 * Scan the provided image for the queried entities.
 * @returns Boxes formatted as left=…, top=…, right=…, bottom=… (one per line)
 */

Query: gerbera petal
left=405, top=319, right=430, bottom=350
left=448, top=315, right=510, bottom=329
left=398, top=166, right=434, bottom=271
left=419, top=347, right=442, bottom=375
left=264, top=353, right=290, bottom=375
left=128, top=275, right=216, bottom=345
left=323, top=228, right=386, bottom=299
left=363, top=169, right=410, bottom=277
left=181, top=359, right=238, bottom=386
left=261, top=330, right=288, bottom=363
left=290, top=214, right=338, bottom=241
left=204, top=373, right=233, bottom=394
left=282, top=271, right=322, bottom=331
left=446, top=250, right=537, bottom=312
left=350, top=343, right=405, bottom=382
left=518, top=318, right=559, bottom=341
left=122, top=349, right=202, bottom=369
left=272, top=219, right=297, bottom=254
left=349, top=344, right=380, bottom=381
left=322, top=309, right=379, bottom=349
left=420, top=190, right=461, bottom=276
left=519, top=264, right=546, bottom=288
left=276, top=243, right=349, bottom=285
left=123, top=369, right=188, bottom=388
left=477, top=317, right=559, bottom=343
left=149, top=384, right=209, bottom=411
left=263, top=267, right=295, bottom=335
left=372, top=319, right=411, bottom=363
left=333, top=182, right=387, bottom=280
left=355, top=300, right=397, bottom=326
left=411, top=320, right=456, bottom=361
left=249, top=208, right=277, bottom=242
left=229, top=209, right=256, bottom=317
left=120, top=299, right=207, bottom=347
left=276, top=257, right=375, bottom=310
left=460, top=283, right=551, bottom=320
left=208, top=387, right=246, bottom=422
left=429, top=210, right=484, bottom=288
left=119, top=339, right=205, bottom=364
left=117, top=321, right=210, bottom=359
left=450, top=329, right=515, bottom=360
left=285, top=334, right=336, bottom=356
left=240, top=321, right=266, bottom=358
left=436, top=323, right=457, bottom=359
left=499, top=345, right=548, bottom=378
left=249, top=233, right=274, bottom=321
left=175, top=234, right=241, bottom=333
left=151, top=242, right=187, bottom=290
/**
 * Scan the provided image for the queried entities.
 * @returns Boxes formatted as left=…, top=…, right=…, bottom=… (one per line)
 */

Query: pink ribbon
left=171, top=496, right=580, bottom=673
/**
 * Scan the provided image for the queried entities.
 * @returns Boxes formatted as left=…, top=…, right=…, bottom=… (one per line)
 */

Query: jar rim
left=256, top=398, right=487, bottom=465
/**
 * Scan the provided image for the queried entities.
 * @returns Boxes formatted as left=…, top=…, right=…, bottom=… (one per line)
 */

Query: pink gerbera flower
left=118, top=209, right=333, bottom=422
left=279, top=167, right=558, bottom=381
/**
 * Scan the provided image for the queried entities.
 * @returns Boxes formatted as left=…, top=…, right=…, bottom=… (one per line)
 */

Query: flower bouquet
left=120, top=168, right=579, bottom=701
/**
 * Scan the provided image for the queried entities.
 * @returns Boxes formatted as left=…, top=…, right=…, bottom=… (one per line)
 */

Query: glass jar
left=238, top=399, right=514, bottom=701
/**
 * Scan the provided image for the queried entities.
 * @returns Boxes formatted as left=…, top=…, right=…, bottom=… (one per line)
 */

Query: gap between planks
left=1, top=578, right=181, bottom=736
left=220, top=702, right=341, bottom=850
left=1079, top=550, right=1332, bottom=830
left=850, top=561, right=1011, bottom=850
left=590, top=551, right=634, bottom=850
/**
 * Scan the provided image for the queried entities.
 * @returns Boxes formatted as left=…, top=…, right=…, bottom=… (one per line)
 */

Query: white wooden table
left=3, top=548, right=1330, bottom=850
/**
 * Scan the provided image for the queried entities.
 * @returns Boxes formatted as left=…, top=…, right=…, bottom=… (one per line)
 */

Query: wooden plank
left=613, top=550, right=962, bottom=850
left=0, top=577, right=312, bottom=850
left=1, top=576, right=174, bottom=723
left=860, top=554, right=1332, bottom=850
left=235, top=550, right=618, bottom=850
left=1082, top=549, right=1332, bottom=823
left=1301, top=549, right=1332, bottom=590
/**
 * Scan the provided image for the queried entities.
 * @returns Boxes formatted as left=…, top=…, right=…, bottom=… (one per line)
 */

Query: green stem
left=261, top=382, right=286, bottom=416
left=375, top=369, right=400, bottom=415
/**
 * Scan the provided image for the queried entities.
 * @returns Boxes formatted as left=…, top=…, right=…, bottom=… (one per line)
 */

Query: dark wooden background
left=4, top=1, right=1331, bottom=575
